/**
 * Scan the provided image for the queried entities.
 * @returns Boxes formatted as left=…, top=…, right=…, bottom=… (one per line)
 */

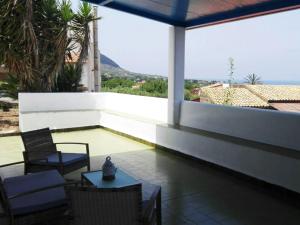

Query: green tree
left=55, top=64, right=81, bottom=92
left=103, top=77, right=134, bottom=89
left=184, top=89, right=198, bottom=101
left=0, top=74, right=19, bottom=99
left=140, top=79, right=167, bottom=94
left=185, top=80, right=201, bottom=91
left=0, top=0, right=97, bottom=92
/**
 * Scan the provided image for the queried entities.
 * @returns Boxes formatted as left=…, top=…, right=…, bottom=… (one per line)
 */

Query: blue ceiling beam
left=186, top=0, right=300, bottom=29
left=102, top=2, right=185, bottom=26
left=86, top=0, right=185, bottom=26
left=172, top=0, right=190, bottom=21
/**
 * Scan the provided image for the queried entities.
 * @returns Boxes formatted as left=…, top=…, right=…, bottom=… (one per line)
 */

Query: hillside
left=101, top=54, right=120, bottom=68
left=100, top=54, right=165, bottom=80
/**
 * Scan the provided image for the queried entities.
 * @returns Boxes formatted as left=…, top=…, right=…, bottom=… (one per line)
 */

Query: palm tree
left=70, top=2, right=100, bottom=81
left=0, top=0, right=98, bottom=92
left=244, top=73, right=262, bottom=85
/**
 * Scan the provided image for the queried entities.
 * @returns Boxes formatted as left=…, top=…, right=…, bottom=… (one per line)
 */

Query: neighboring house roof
left=204, top=82, right=224, bottom=88
left=202, top=84, right=300, bottom=111
left=269, top=103, right=300, bottom=112
left=245, top=85, right=300, bottom=102
left=202, top=86, right=270, bottom=108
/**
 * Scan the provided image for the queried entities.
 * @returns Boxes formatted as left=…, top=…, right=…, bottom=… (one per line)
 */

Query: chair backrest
left=21, top=128, right=57, bottom=161
left=67, top=184, right=142, bottom=225
left=0, top=177, right=9, bottom=216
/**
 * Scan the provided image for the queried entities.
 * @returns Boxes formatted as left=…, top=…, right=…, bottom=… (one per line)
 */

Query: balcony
left=1, top=127, right=300, bottom=225
left=2, top=1, right=300, bottom=224
left=0, top=92, right=292, bottom=224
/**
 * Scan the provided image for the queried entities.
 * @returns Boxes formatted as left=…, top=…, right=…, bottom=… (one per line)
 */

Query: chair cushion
left=36, top=153, right=88, bottom=166
left=3, top=170, right=66, bottom=216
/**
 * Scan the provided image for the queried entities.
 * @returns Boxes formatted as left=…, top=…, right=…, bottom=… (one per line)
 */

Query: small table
left=81, top=169, right=141, bottom=188
left=81, top=169, right=162, bottom=225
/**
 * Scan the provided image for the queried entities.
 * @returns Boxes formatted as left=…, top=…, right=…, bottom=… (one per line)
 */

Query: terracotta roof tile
left=245, top=85, right=300, bottom=101
left=202, top=86, right=269, bottom=108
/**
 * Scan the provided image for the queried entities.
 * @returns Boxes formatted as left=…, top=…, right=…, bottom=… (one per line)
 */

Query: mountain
left=101, top=54, right=120, bottom=68
left=100, top=54, right=165, bottom=79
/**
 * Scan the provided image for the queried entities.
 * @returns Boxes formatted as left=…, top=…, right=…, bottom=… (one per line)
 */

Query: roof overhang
left=85, top=0, right=300, bottom=29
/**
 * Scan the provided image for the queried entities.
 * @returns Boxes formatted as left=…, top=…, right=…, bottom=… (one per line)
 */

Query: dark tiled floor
left=80, top=149, right=300, bottom=225
left=1, top=129, right=300, bottom=225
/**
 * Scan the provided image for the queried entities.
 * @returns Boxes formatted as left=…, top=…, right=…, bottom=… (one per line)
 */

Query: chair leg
left=59, top=165, right=64, bottom=175
left=24, top=164, right=29, bottom=175
left=9, top=214, right=15, bottom=225
left=86, top=157, right=91, bottom=172
left=157, top=189, right=162, bottom=225
left=87, top=160, right=91, bottom=171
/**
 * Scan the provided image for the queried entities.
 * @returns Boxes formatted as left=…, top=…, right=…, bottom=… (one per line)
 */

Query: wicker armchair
left=21, top=128, right=90, bottom=175
left=67, top=184, right=161, bottom=225
left=0, top=162, right=69, bottom=225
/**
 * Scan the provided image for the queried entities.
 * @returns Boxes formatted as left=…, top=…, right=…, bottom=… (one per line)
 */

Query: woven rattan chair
left=0, top=162, right=69, bottom=225
left=21, top=128, right=90, bottom=175
left=67, top=184, right=161, bottom=225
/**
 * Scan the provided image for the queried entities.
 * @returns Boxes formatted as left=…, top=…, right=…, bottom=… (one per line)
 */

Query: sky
left=71, top=1, right=300, bottom=82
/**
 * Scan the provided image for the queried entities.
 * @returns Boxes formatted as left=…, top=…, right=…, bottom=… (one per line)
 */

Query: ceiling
left=85, top=0, right=300, bottom=29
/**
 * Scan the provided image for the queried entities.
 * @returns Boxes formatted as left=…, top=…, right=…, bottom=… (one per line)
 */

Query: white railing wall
left=180, top=101, right=300, bottom=151
left=19, top=93, right=168, bottom=143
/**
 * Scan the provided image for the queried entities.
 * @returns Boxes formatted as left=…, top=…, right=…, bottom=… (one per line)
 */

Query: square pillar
left=168, top=26, right=185, bottom=125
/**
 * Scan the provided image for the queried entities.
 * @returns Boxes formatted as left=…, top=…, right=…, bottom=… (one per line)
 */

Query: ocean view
left=202, top=78, right=300, bottom=85
left=263, top=80, right=300, bottom=85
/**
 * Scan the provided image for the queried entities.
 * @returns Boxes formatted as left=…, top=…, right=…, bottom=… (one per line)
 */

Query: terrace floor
left=1, top=128, right=300, bottom=225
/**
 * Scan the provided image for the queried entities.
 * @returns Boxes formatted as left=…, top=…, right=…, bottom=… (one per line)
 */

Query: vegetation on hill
left=101, top=73, right=212, bottom=100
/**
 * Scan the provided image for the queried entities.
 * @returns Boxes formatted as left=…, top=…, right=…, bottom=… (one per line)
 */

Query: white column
left=88, top=22, right=95, bottom=92
left=93, top=6, right=101, bottom=92
left=168, top=26, right=185, bottom=125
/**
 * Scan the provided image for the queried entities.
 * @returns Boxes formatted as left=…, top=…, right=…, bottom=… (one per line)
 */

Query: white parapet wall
left=19, top=92, right=168, bottom=143
left=19, top=92, right=300, bottom=193
left=180, top=101, right=300, bottom=151
left=19, top=93, right=101, bottom=132
left=156, top=101, right=300, bottom=193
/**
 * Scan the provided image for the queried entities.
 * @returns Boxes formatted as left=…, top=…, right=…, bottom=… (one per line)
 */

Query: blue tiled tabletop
left=81, top=169, right=141, bottom=188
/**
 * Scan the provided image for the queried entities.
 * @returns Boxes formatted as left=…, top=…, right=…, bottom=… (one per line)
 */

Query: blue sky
left=71, top=1, right=300, bottom=82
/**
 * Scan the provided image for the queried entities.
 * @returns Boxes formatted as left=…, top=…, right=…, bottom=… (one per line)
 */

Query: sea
left=262, top=80, right=300, bottom=85
left=204, top=79, right=300, bottom=85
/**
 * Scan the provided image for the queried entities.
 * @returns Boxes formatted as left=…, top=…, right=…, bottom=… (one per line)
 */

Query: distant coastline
left=262, top=80, right=300, bottom=85
left=199, top=79, right=300, bottom=85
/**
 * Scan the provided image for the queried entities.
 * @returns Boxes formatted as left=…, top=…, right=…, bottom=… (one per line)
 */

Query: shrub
left=0, top=74, right=19, bottom=99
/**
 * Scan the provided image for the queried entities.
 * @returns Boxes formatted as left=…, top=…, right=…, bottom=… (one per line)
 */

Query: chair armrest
left=8, top=181, right=81, bottom=200
left=54, top=143, right=90, bottom=156
left=0, top=161, right=24, bottom=168
left=23, top=151, right=63, bottom=164
left=142, top=186, right=161, bottom=223
left=54, top=142, right=88, bottom=146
